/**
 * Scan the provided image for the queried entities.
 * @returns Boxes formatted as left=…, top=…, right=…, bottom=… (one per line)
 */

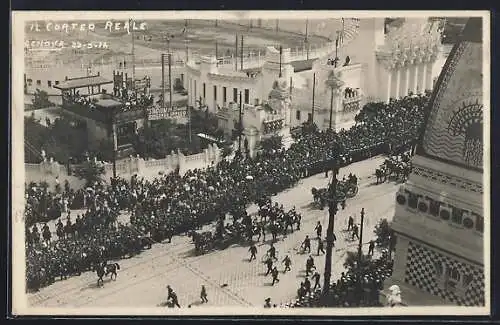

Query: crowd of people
left=285, top=250, right=394, bottom=308
left=25, top=94, right=430, bottom=292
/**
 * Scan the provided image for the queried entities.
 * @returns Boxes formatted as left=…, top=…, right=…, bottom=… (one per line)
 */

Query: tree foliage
left=260, top=135, right=283, bottom=154
left=73, top=160, right=105, bottom=187
left=343, top=251, right=372, bottom=272
left=32, top=89, right=54, bottom=109
left=374, top=218, right=393, bottom=248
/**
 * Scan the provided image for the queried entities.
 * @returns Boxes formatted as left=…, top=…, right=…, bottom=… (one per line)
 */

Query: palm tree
left=325, top=71, right=345, bottom=129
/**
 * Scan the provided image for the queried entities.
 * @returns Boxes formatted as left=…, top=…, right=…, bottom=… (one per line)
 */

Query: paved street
left=27, top=156, right=400, bottom=308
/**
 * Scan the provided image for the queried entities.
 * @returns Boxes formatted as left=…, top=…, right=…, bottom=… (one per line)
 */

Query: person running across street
left=306, top=255, right=316, bottom=276
left=302, top=235, right=311, bottom=254
left=368, top=240, right=375, bottom=256
left=352, top=224, right=359, bottom=240
left=312, top=271, right=321, bottom=290
left=248, top=244, right=257, bottom=262
left=267, top=243, right=278, bottom=261
left=282, top=255, right=292, bottom=273
left=317, top=238, right=325, bottom=255
left=304, top=277, right=312, bottom=295
left=167, top=285, right=181, bottom=308
left=315, top=221, right=322, bottom=239
left=347, top=215, right=354, bottom=231
left=200, top=285, right=208, bottom=303
left=265, top=257, right=274, bottom=276
left=271, top=266, right=280, bottom=285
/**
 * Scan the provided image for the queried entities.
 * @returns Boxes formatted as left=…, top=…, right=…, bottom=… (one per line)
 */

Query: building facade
left=185, top=18, right=445, bottom=138
left=388, top=18, right=485, bottom=306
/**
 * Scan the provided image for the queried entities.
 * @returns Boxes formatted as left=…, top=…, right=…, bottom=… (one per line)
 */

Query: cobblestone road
left=27, top=156, right=400, bottom=309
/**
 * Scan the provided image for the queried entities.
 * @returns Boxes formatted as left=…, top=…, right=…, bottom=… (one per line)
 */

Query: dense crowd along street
left=25, top=93, right=429, bottom=307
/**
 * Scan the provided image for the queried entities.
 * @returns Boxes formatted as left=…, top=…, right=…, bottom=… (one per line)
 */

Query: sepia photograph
left=11, top=11, right=490, bottom=316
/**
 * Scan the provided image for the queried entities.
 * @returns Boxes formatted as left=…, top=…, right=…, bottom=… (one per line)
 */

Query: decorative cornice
left=411, top=165, right=483, bottom=195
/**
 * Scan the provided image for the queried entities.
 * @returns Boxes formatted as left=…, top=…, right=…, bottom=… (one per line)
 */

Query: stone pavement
left=27, top=156, right=400, bottom=308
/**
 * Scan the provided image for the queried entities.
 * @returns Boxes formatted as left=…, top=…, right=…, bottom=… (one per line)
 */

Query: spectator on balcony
left=343, top=56, right=351, bottom=67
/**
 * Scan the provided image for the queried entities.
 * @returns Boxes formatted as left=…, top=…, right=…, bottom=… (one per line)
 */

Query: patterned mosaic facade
left=404, top=241, right=484, bottom=306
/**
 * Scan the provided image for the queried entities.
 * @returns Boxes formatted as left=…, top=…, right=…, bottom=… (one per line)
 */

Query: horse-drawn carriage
left=375, top=154, right=412, bottom=184
left=189, top=224, right=247, bottom=255
left=311, top=174, right=358, bottom=209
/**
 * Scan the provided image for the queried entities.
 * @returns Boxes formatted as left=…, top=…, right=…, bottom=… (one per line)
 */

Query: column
left=386, top=67, right=392, bottom=103
left=426, top=61, right=433, bottom=91
left=421, top=63, right=427, bottom=93
left=395, top=67, right=401, bottom=99
left=413, top=64, right=419, bottom=94
left=402, top=66, right=410, bottom=98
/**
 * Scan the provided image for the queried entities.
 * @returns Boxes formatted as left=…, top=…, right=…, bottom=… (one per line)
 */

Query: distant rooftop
left=53, top=75, right=113, bottom=90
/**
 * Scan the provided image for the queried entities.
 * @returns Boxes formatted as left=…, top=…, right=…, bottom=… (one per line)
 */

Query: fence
left=24, top=144, right=223, bottom=189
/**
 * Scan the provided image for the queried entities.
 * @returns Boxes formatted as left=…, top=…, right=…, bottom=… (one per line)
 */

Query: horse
left=375, top=168, right=384, bottom=184
left=95, top=262, right=121, bottom=287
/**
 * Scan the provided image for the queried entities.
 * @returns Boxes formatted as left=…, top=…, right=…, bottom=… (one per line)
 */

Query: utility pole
left=329, top=85, right=335, bottom=130
left=130, top=18, right=136, bottom=90
left=335, top=31, right=340, bottom=64
left=111, top=113, right=118, bottom=180
left=357, top=208, right=365, bottom=263
left=311, top=73, right=316, bottom=124
left=188, top=106, right=192, bottom=143
left=323, top=167, right=339, bottom=297
left=305, top=19, right=310, bottom=60
left=168, top=53, right=173, bottom=110
left=357, top=208, right=366, bottom=299
left=240, top=35, right=244, bottom=71
left=235, top=34, right=238, bottom=71
left=215, top=40, right=218, bottom=66
left=161, top=53, right=165, bottom=109
left=279, top=45, right=283, bottom=78
left=238, top=91, right=243, bottom=152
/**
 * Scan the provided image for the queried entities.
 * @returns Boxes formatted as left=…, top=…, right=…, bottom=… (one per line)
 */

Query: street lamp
left=356, top=208, right=366, bottom=304
left=322, top=166, right=339, bottom=298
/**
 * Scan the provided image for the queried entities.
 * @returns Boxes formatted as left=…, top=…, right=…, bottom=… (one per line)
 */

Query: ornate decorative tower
left=389, top=18, right=485, bottom=306
left=268, top=77, right=292, bottom=126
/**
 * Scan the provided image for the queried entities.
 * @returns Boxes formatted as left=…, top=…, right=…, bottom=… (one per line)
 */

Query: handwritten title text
left=28, top=20, right=147, bottom=34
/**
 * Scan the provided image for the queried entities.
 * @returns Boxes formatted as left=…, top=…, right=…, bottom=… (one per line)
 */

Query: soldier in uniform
left=267, top=243, right=277, bottom=261
left=317, top=238, right=325, bottom=255
left=282, top=255, right=292, bottom=273
left=312, top=271, right=321, bottom=290
left=315, top=221, right=322, bottom=239
left=248, top=244, right=257, bottom=262
left=351, top=224, right=359, bottom=240
left=301, top=235, right=311, bottom=254
left=265, top=257, right=274, bottom=276
left=347, top=215, right=354, bottom=231
left=271, top=266, right=280, bottom=285
left=305, top=255, right=315, bottom=276
left=368, top=240, right=375, bottom=256
left=200, top=285, right=208, bottom=303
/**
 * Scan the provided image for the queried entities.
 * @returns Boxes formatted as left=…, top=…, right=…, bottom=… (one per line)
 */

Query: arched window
left=450, top=267, right=460, bottom=281
left=434, top=261, right=444, bottom=277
